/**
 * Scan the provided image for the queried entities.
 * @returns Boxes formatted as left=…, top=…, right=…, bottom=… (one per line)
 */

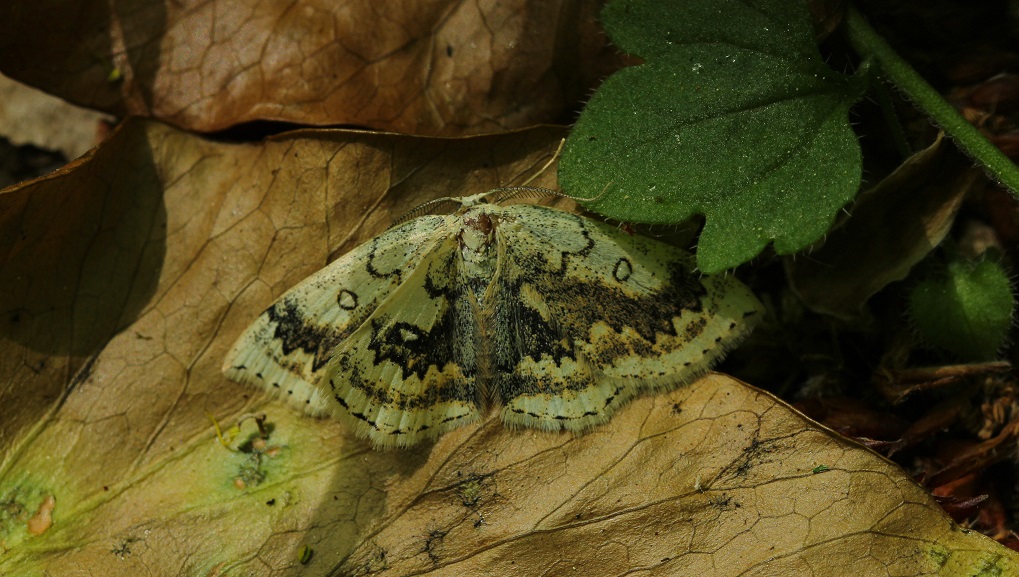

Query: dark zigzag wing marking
left=495, top=204, right=709, bottom=366
left=221, top=214, right=453, bottom=415
left=491, top=203, right=762, bottom=431
left=319, top=234, right=483, bottom=448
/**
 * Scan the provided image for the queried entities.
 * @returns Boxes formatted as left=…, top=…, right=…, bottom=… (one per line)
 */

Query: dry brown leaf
left=339, top=373, right=1017, bottom=576
left=1, top=119, right=1016, bottom=575
left=0, top=1, right=619, bottom=135
left=787, top=136, right=982, bottom=319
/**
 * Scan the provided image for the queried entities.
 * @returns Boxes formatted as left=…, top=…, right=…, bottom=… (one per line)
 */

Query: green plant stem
left=844, top=4, right=1019, bottom=194
left=870, top=79, right=913, bottom=159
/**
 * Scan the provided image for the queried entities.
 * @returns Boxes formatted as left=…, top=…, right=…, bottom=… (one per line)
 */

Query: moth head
left=458, top=208, right=496, bottom=254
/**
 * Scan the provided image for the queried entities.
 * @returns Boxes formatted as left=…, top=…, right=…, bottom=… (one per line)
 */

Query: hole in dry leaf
left=26, top=494, right=54, bottom=535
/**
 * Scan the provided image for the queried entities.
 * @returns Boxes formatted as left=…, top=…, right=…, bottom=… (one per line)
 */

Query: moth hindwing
left=222, top=192, right=762, bottom=448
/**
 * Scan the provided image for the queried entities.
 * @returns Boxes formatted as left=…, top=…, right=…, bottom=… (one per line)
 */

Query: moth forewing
left=221, top=214, right=456, bottom=421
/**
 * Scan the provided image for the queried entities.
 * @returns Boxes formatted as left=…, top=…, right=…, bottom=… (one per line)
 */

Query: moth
left=222, top=189, right=762, bottom=448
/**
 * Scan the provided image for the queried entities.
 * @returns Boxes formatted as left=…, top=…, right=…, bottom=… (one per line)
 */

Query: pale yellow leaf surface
left=0, top=0, right=619, bottom=135
left=0, top=119, right=1015, bottom=576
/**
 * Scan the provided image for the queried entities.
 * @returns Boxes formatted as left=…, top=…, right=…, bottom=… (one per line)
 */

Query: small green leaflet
left=908, top=256, right=1016, bottom=361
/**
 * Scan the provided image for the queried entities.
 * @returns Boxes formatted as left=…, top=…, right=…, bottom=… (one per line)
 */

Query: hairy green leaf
left=909, top=257, right=1016, bottom=360
left=559, top=0, right=865, bottom=272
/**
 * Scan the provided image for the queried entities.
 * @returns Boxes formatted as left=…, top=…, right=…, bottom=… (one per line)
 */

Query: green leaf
left=908, top=257, right=1016, bottom=361
left=559, top=0, right=865, bottom=273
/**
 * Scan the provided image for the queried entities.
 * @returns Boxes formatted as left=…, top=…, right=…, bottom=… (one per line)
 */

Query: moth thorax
left=458, top=209, right=497, bottom=264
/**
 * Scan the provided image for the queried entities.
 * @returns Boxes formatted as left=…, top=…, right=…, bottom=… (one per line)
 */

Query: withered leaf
left=0, top=1, right=620, bottom=135
left=0, top=120, right=1015, bottom=575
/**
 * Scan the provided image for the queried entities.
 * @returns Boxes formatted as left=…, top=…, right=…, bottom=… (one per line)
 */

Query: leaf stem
left=843, top=4, right=1019, bottom=194
left=870, top=77, right=914, bottom=159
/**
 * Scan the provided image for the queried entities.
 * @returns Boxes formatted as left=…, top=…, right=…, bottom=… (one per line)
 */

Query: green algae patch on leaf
left=559, top=0, right=865, bottom=273
left=0, top=480, right=55, bottom=549
left=908, top=257, right=1016, bottom=361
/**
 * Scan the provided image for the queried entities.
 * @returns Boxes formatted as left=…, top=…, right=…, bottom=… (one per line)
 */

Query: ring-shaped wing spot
left=491, top=204, right=762, bottom=431
left=222, top=215, right=455, bottom=415
left=318, top=235, right=483, bottom=448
